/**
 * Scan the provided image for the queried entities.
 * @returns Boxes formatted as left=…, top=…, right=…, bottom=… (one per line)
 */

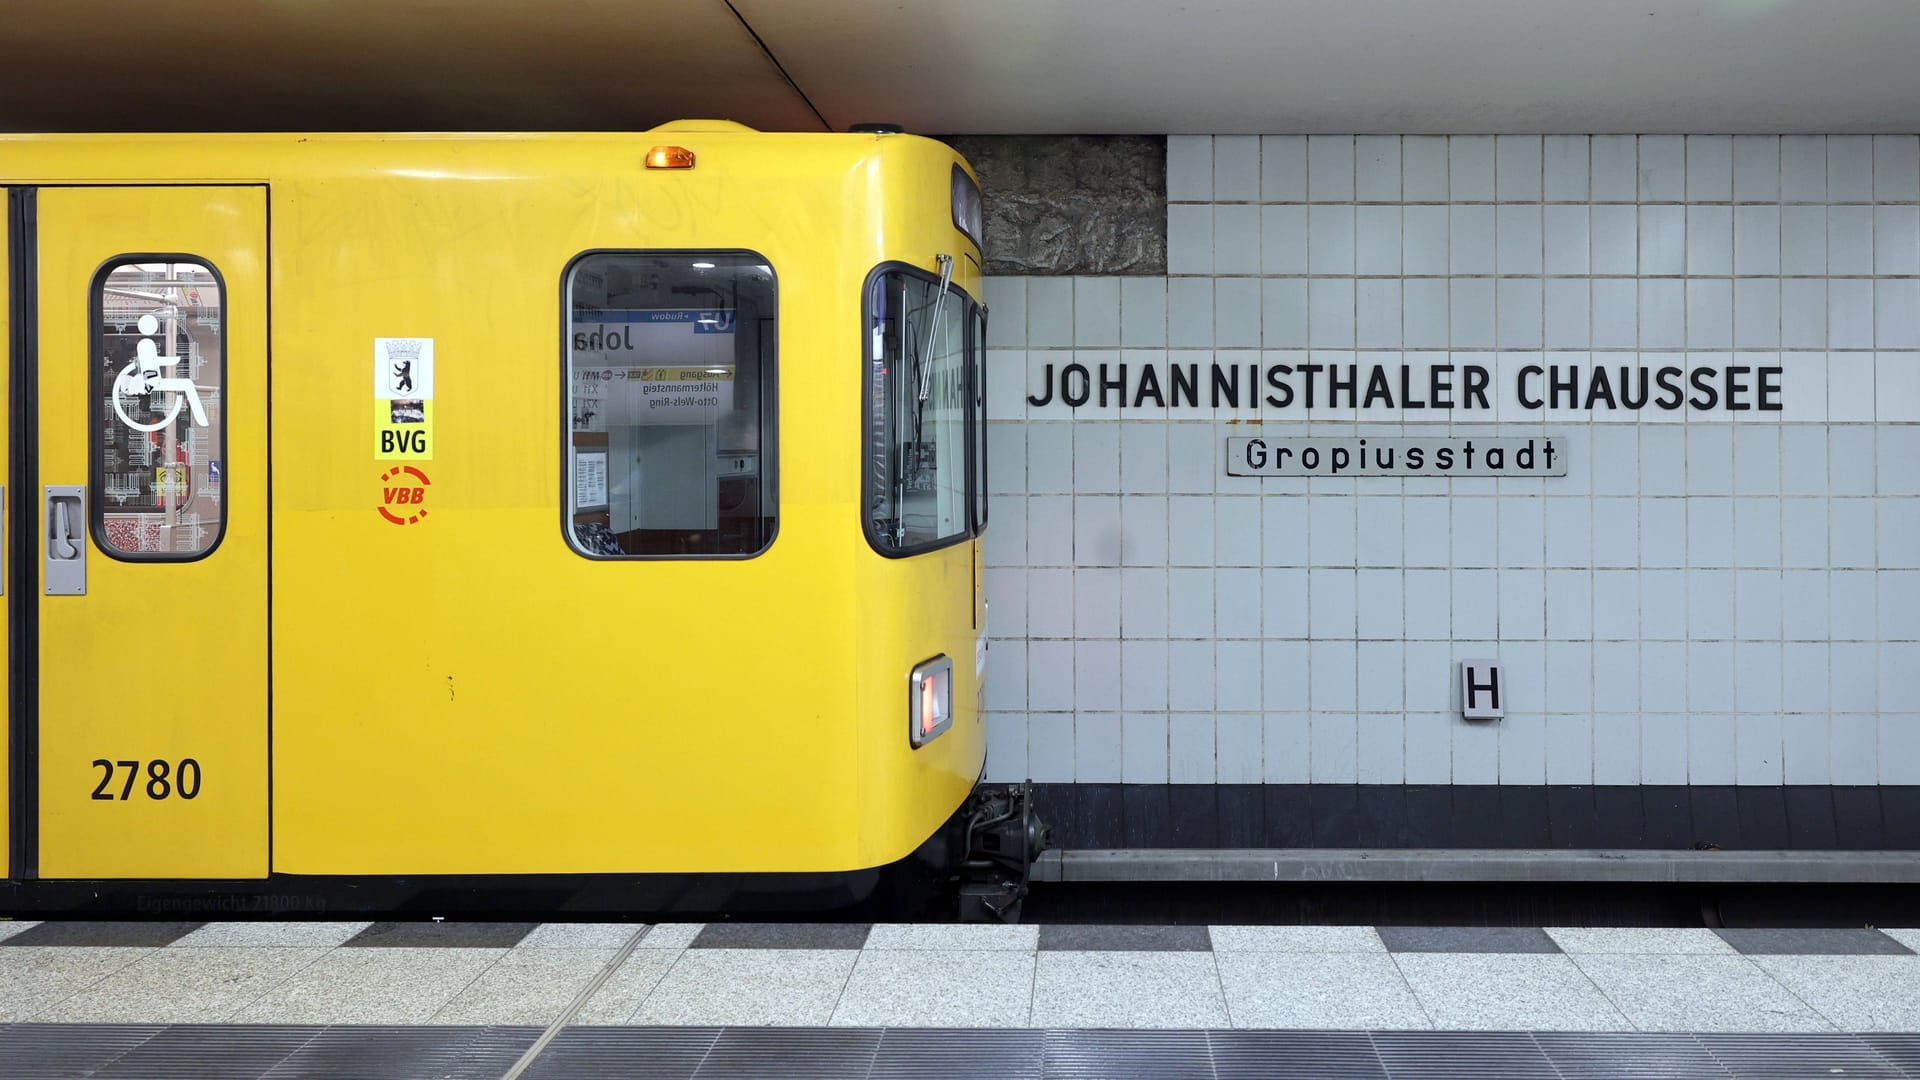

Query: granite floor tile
left=516, top=923, right=646, bottom=949
left=570, top=949, right=683, bottom=1025
left=1208, top=925, right=1386, bottom=953
left=1884, top=928, right=1920, bottom=952
left=637, top=923, right=704, bottom=950
left=1716, top=928, right=1913, bottom=956
left=228, top=947, right=506, bottom=1024
left=0, top=947, right=149, bottom=1022
left=690, top=923, right=870, bottom=950
left=343, top=921, right=536, bottom=948
left=0, top=920, right=42, bottom=944
left=1546, top=927, right=1740, bottom=955
left=3, top=921, right=204, bottom=947
left=1217, top=951, right=1430, bottom=1029
left=171, top=922, right=372, bottom=948
left=1038, top=924, right=1212, bottom=951
left=1752, top=956, right=1920, bottom=1032
left=830, top=949, right=1035, bottom=1027
left=431, top=944, right=617, bottom=1024
left=1378, top=926, right=1561, bottom=954
left=633, top=949, right=859, bottom=1026
left=864, top=922, right=1040, bottom=951
left=37, top=947, right=329, bottom=1023
left=1029, top=951, right=1229, bottom=1029
left=1393, top=953, right=1630, bottom=1031
left=1571, top=954, right=1834, bottom=1032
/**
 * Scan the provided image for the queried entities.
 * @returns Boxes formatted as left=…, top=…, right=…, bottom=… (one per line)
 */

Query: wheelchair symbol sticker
left=112, top=314, right=210, bottom=433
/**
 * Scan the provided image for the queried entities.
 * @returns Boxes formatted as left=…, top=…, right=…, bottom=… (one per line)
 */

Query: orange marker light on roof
left=645, top=145, right=695, bottom=169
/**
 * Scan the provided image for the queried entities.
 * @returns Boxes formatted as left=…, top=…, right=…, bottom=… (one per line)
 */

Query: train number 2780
left=90, top=759, right=202, bottom=801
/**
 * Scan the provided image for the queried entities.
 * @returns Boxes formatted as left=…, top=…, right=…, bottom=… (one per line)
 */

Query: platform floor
left=3, top=920, right=1920, bottom=1076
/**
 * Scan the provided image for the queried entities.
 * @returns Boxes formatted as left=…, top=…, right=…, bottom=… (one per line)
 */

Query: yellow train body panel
left=1, top=127, right=987, bottom=881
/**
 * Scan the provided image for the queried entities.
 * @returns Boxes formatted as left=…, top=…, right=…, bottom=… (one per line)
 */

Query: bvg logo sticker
left=378, top=465, right=431, bottom=525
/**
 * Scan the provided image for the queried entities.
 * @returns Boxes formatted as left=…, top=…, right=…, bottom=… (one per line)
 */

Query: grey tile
left=522, top=1027, right=720, bottom=1080
left=1369, top=1031, right=1558, bottom=1078
left=1209, top=925, right=1386, bottom=952
left=694, top=1028, right=883, bottom=1080
left=863, top=922, right=1038, bottom=951
left=1210, top=1031, right=1386, bottom=1079
left=1532, top=1032, right=1731, bottom=1079
left=432, top=945, right=618, bottom=1025
left=0, top=947, right=150, bottom=1022
left=1861, top=1034, right=1920, bottom=1077
left=1030, top=951, right=1228, bottom=1028
left=171, top=922, right=372, bottom=948
left=343, top=921, right=535, bottom=948
left=830, top=949, right=1035, bottom=1027
left=634, top=949, right=858, bottom=1025
left=0, top=1023, right=166, bottom=1077
left=39, top=947, right=330, bottom=1024
left=1218, top=951, right=1430, bottom=1029
left=690, top=922, right=870, bottom=950
left=0, top=920, right=41, bottom=943
left=1695, top=1033, right=1901, bottom=1079
left=1571, top=954, right=1833, bottom=1033
left=871, top=1028, right=1046, bottom=1080
left=259, top=1024, right=538, bottom=1080
left=1716, top=929, right=1913, bottom=956
left=1752, top=956, right=1920, bottom=1033
left=571, top=950, right=682, bottom=1025
left=637, top=923, right=704, bottom=949
left=516, top=923, right=646, bottom=949
left=1378, top=926, right=1560, bottom=954
left=1393, top=954, right=1630, bottom=1031
left=1547, top=927, right=1738, bottom=955
left=1884, top=928, right=1920, bottom=952
left=230, top=947, right=507, bottom=1024
left=92, top=1024, right=324, bottom=1080
left=1038, top=924, right=1211, bottom=951
left=1044, top=1028, right=1213, bottom=1080
left=4, top=921, right=205, bottom=947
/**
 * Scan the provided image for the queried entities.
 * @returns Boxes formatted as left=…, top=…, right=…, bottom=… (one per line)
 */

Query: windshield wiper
left=917, top=254, right=954, bottom=403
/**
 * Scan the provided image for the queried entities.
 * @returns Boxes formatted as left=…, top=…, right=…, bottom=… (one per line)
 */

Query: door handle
left=45, top=485, right=85, bottom=596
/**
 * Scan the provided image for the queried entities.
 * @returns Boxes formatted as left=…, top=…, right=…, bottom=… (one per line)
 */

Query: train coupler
left=957, top=781, right=1050, bottom=923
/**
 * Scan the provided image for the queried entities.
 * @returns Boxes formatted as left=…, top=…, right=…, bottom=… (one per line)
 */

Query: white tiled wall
left=982, top=134, right=1920, bottom=788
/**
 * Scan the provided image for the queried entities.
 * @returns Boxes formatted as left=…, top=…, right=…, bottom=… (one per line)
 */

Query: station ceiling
left=4, top=0, right=1917, bottom=134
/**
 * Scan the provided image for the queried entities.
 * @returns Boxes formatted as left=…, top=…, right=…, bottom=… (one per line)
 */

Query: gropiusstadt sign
left=1226, top=436, right=1567, bottom=477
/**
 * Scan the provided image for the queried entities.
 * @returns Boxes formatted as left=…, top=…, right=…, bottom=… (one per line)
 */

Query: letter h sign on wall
left=1461, top=660, right=1504, bottom=720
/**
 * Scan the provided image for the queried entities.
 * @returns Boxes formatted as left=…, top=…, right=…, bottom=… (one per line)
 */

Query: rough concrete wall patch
left=941, top=135, right=1166, bottom=276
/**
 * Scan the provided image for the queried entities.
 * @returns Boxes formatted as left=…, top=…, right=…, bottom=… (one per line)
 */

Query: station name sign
left=1027, top=359, right=1784, bottom=413
left=1226, top=436, right=1567, bottom=477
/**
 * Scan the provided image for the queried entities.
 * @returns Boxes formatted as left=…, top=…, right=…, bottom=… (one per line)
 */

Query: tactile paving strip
left=7, top=1025, right=1920, bottom=1079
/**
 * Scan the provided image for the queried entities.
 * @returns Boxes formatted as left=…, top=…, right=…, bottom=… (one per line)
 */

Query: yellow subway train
left=0, top=122, right=1042, bottom=919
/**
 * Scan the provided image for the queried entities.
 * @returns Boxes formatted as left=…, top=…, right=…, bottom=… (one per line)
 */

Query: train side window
left=864, top=266, right=977, bottom=555
left=971, top=305, right=988, bottom=533
left=564, top=251, right=776, bottom=558
left=92, top=259, right=226, bottom=560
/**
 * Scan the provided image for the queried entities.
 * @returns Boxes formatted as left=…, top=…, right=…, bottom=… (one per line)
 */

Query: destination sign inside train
left=1026, top=358, right=1786, bottom=413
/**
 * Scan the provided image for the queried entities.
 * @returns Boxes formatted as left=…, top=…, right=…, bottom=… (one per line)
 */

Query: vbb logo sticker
left=378, top=465, right=431, bottom=525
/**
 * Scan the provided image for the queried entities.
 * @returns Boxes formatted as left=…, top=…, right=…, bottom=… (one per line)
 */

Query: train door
left=10, top=186, right=268, bottom=880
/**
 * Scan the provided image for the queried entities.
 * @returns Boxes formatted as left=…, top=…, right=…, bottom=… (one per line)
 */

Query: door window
left=92, top=259, right=225, bottom=559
